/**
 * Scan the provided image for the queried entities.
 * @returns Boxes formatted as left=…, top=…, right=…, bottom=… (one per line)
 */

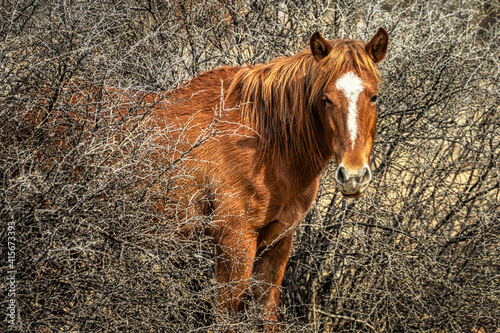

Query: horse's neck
left=275, top=118, right=334, bottom=191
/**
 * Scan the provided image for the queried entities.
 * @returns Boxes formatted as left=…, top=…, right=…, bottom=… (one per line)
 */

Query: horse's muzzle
left=335, top=164, right=371, bottom=198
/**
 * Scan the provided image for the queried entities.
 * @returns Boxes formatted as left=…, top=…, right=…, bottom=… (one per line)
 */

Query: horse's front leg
left=215, top=221, right=258, bottom=318
left=252, top=232, right=294, bottom=331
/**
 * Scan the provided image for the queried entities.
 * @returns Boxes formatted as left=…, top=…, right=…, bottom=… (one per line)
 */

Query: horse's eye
left=323, top=96, right=333, bottom=106
left=370, top=95, right=379, bottom=104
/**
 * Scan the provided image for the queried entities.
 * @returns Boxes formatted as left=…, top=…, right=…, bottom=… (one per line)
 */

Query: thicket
left=1, top=0, right=498, bottom=332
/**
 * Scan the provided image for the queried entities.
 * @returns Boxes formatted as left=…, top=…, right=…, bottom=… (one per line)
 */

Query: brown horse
left=149, top=27, right=388, bottom=328
left=25, top=27, right=387, bottom=329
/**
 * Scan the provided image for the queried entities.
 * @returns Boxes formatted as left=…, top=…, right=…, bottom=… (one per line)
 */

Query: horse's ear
left=365, top=27, right=389, bottom=63
left=310, top=32, right=332, bottom=62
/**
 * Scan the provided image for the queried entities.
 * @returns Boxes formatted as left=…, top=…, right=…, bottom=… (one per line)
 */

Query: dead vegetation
left=1, top=0, right=498, bottom=332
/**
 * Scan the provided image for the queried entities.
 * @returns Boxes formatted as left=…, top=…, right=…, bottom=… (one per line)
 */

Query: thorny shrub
left=1, top=0, right=498, bottom=332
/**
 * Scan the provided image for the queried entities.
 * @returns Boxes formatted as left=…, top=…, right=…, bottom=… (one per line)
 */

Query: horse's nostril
left=359, top=165, right=372, bottom=185
left=336, top=164, right=371, bottom=190
left=335, top=164, right=347, bottom=184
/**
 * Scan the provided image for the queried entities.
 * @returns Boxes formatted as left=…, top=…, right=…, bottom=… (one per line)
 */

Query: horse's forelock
left=309, top=40, right=380, bottom=108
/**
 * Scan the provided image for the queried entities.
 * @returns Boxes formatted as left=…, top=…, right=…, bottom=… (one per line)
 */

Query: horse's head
left=310, top=28, right=388, bottom=198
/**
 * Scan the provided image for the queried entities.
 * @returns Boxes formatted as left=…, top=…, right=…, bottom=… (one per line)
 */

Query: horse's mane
left=226, top=39, right=380, bottom=170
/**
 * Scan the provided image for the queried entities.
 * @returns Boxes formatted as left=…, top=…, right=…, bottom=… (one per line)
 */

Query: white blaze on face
left=335, top=72, right=364, bottom=149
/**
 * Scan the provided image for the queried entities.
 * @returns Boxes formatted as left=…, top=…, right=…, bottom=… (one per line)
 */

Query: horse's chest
left=258, top=180, right=319, bottom=247
left=275, top=187, right=317, bottom=227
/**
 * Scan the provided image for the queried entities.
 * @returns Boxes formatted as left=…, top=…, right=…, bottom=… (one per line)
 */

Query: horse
left=151, top=27, right=388, bottom=329
left=14, top=27, right=388, bottom=330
